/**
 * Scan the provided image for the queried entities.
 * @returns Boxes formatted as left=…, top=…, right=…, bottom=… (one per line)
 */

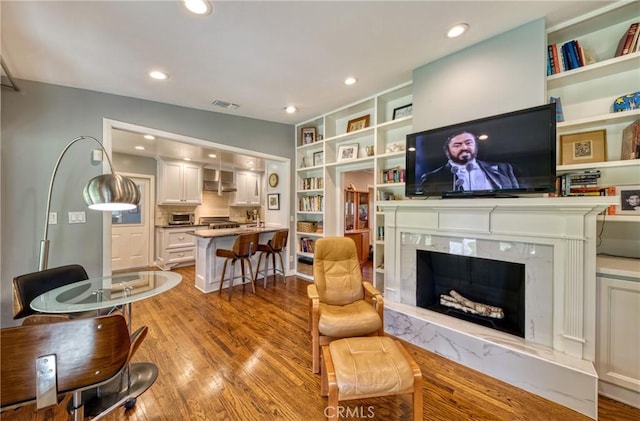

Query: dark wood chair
left=0, top=314, right=147, bottom=420
left=12, top=264, right=90, bottom=324
left=217, top=232, right=260, bottom=300
left=255, top=229, right=289, bottom=288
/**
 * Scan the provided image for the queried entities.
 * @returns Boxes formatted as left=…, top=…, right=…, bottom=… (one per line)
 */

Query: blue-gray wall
left=1, top=80, right=293, bottom=327
left=413, top=19, right=546, bottom=131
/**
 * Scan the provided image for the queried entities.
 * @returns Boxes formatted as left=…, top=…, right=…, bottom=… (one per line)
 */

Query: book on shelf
left=615, top=22, right=640, bottom=57
left=547, top=40, right=595, bottom=75
left=621, top=119, right=640, bottom=160
left=299, top=237, right=315, bottom=253
left=380, top=167, right=405, bottom=184
left=549, top=96, right=564, bottom=122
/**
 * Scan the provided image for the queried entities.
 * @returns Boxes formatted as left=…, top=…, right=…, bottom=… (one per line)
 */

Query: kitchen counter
left=156, top=224, right=209, bottom=229
left=190, top=225, right=278, bottom=239
left=189, top=226, right=284, bottom=293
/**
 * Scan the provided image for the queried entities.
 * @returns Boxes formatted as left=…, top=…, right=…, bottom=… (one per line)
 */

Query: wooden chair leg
left=413, top=374, right=423, bottom=421
left=397, top=340, right=423, bottom=421
left=312, top=332, right=320, bottom=374
left=246, top=257, right=256, bottom=293
left=322, top=346, right=338, bottom=420
left=228, top=260, right=236, bottom=301
left=277, top=251, right=286, bottom=284
left=218, top=259, right=229, bottom=296
left=255, top=252, right=265, bottom=288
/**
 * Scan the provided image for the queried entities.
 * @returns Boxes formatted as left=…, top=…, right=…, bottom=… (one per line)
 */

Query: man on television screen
left=419, top=131, right=520, bottom=192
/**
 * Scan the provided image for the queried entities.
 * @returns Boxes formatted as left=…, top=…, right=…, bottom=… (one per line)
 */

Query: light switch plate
left=68, top=211, right=86, bottom=224
left=48, top=212, right=57, bottom=225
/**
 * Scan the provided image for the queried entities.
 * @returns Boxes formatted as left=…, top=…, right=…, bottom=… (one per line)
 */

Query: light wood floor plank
left=2, top=266, right=638, bottom=420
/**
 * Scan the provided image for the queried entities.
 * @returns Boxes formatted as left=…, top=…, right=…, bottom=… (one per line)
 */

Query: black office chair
left=12, top=264, right=90, bottom=323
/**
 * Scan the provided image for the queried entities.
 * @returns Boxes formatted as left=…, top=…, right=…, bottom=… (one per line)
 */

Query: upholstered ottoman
left=321, top=337, right=422, bottom=420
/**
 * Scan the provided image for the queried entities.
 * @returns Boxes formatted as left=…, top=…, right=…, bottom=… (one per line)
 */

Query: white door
left=112, top=176, right=151, bottom=271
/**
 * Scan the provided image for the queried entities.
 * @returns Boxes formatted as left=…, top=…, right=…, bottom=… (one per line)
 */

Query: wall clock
left=268, top=173, right=279, bottom=188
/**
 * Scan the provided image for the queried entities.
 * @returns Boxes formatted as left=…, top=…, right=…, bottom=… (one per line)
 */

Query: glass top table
left=30, top=270, right=182, bottom=313
left=29, top=270, right=181, bottom=418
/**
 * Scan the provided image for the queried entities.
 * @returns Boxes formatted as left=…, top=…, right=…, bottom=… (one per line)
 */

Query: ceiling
left=1, top=1, right=614, bottom=127
left=111, top=127, right=265, bottom=170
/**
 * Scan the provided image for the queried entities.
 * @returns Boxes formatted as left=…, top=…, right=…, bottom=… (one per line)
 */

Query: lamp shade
left=83, top=173, right=140, bottom=211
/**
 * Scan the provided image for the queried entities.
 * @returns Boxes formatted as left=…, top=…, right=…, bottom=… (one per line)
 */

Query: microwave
left=169, top=212, right=194, bottom=225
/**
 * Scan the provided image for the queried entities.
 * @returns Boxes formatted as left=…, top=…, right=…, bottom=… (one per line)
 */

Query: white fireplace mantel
left=377, top=196, right=616, bottom=419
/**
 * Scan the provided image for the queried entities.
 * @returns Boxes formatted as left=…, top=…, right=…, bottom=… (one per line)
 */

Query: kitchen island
left=190, top=226, right=283, bottom=293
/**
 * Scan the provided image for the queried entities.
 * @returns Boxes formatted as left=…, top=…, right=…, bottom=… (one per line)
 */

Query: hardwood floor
left=3, top=266, right=638, bottom=420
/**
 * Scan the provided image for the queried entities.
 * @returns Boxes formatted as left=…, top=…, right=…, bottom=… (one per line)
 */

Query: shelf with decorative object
left=294, top=82, right=412, bottom=283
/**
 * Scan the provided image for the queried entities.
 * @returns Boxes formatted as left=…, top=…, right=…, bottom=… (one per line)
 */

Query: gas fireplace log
left=440, top=295, right=483, bottom=315
left=440, top=291, right=505, bottom=319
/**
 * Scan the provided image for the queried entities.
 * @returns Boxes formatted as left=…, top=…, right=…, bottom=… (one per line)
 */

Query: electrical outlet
left=48, top=212, right=57, bottom=225
left=68, top=211, right=86, bottom=224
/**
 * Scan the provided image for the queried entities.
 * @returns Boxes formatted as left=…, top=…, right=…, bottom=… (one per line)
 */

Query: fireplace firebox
left=416, top=250, right=525, bottom=337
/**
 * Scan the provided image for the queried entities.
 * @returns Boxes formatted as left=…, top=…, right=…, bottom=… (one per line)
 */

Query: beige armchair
left=307, top=236, right=384, bottom=373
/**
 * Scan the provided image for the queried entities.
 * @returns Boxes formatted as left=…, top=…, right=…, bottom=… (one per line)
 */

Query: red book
left=551, top=44, right=560, bottom=73
left=616, top=22, right=639, bottom=56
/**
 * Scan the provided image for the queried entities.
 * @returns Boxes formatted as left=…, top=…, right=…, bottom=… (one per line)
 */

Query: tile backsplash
left=155, top=191, right=261, bottom=225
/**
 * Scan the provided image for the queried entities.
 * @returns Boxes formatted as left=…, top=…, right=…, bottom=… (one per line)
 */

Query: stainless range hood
left=203, top=169, right=237, bottom=192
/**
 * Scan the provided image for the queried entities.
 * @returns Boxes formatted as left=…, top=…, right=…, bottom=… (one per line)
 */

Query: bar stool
left=254, top=229, right=289, bottom=289
left=217, top=232, right=259, bottom=300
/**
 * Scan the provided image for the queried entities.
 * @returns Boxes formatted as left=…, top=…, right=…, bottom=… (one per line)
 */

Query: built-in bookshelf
left=547, top=0, right=640, bottom=223
left=294, top=82, right=413, bottom=285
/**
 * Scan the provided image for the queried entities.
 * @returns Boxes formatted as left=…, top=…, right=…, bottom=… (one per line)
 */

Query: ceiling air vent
left=211, top=99, right=240, bottom=110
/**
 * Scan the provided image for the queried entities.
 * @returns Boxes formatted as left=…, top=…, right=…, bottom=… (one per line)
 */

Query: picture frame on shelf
left=313, top=151, right=324, bottom=166
left=267, top=193, right=280, bottom=210
left=615, top=185, right=640, bottom=215
left=560, top=129, right=607, bottom=165
left=301, top=127, right=316, bottom=145
left=346, top=115, right=370, bottom=132
left=392, top=103, right=413, bottom=120
left=621, top=118, right=640, bottom=160
left=337, top=144, right=359, bottom=162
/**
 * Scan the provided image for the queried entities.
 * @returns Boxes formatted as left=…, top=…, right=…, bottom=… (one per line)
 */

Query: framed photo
left=267, top=193, right=280, bottom=210
left=301, top=127, right=316, bottom=145
left=346, top=115, right=370, bottom=133
left=560, top=130, right=607, bottom=165
left=392, top=103, right=413, bottom=120
left=615, top=185, right=640, bottom=215
left=313, top=151, right=324, bottom=166
left=337, top=144, right=359, bottom=162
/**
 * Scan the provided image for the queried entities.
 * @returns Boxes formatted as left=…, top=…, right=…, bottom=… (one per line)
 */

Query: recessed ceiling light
left=478, top=134, right=489, bottom=140
left=183, top=157, right=192, bottom=161
left=184, top=0, right=212, bottom=15
left=447, top=23, right=469, bottom=38
left=149, top=70, right=169, bottom=80
left=285, top=106, right=297, bottom=114
left=208, top=153, right=217, bottom=158
left=344, top=77, right=357, bottom=85
left=143, top=134, right=156, bottom=140
left=135, top=146, right=145, bottom=150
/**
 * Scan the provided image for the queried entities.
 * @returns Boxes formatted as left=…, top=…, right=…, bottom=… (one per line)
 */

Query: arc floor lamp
left=39, top=136, right=140, bottom=271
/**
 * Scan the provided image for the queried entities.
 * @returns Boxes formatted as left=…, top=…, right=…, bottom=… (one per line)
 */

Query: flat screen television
left=405, top=103, right=556, bottom=198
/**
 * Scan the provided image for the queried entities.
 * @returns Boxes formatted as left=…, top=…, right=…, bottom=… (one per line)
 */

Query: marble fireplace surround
left=378, top=197, right=615, bottom=419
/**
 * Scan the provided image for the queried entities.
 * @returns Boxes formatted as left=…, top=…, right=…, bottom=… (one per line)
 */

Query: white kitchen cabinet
left=155, top=226, right=205, bottom=270
left=158, top=159, right=203, bottom=204
left=231, top=171, right=261, bottom=206
left=596, top=255, right=640, bottom=408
